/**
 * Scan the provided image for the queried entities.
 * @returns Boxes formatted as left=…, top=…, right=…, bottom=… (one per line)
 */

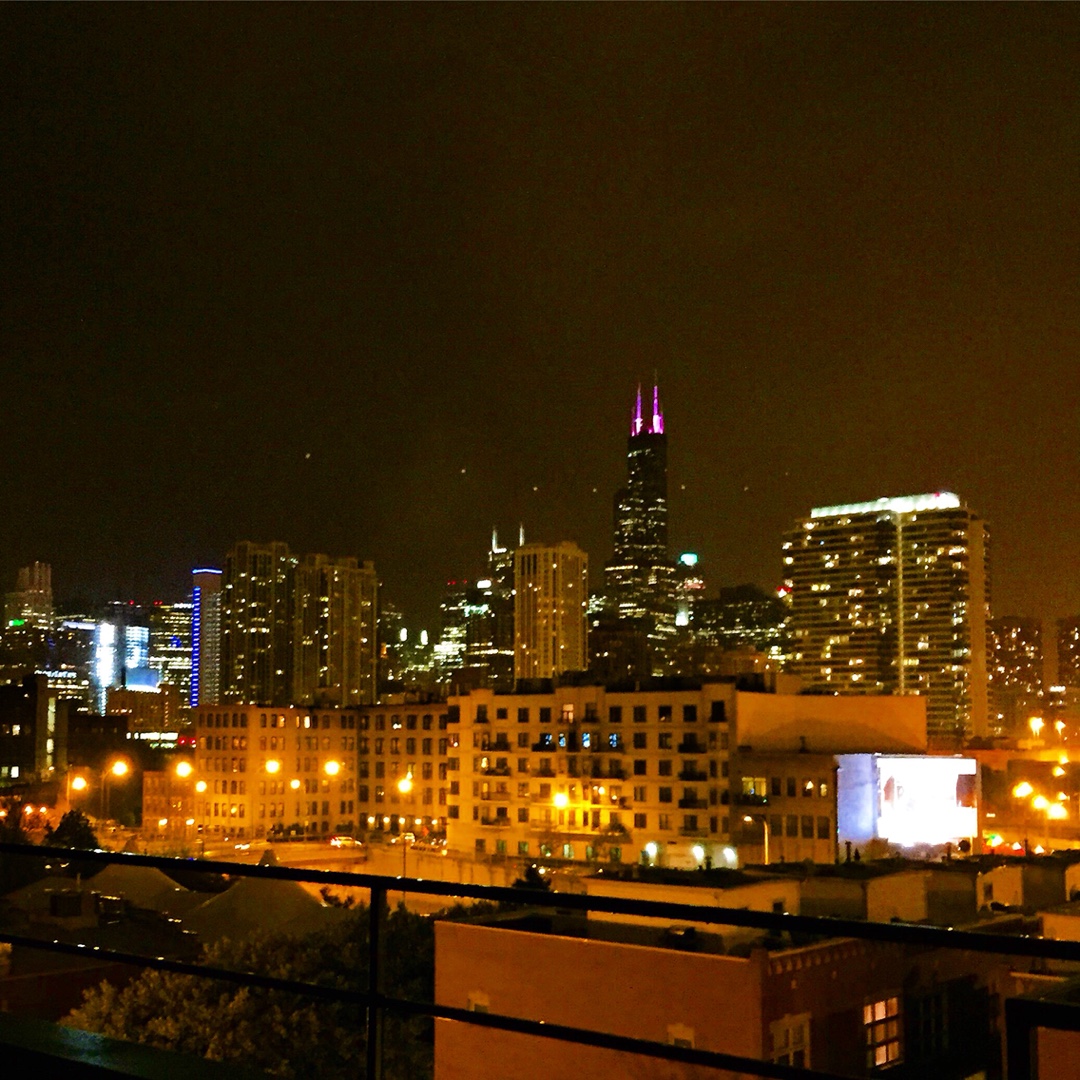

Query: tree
left=45, top=809, right=100, bottom=851
left=65, top=902, right=438, bottom=1079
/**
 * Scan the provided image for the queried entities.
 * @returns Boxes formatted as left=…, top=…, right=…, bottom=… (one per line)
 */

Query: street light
left=396, top=773, right=414, bottom=900
left=175, top=761, right=193, bottom=779
left=67, top=772, right=89, bottom=807
left=743, top=814, right=770, bottom=866
left=104, top=759, right=130, bottom=821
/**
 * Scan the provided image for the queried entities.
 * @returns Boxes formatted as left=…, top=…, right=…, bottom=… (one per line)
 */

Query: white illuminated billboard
left=876, top=756, right=977, bottom=847
left=837, top=754, right=978, bottom=848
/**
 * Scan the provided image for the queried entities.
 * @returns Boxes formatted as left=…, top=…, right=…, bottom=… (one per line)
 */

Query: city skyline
left=2, top=7, right=1078, bottom=630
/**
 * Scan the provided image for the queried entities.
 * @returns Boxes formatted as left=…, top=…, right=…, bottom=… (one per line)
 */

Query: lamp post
left=67, top=772, right=89, bottom=811
left=103, top=759, right=129, bottom=821
left=1012, top=781, right=1035, bottom=852
left=397, top=773, right=414, bottom=902
left=743, top=814, right=769, bottom=866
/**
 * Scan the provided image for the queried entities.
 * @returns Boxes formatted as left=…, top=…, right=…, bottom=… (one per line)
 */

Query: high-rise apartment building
left=191, top=569, right=222, bottom=706
left=292, top=555, right=378, bottom=706
left=1058, top=617, right=1080, bottom=691
left=515, top=542, right=588, bottom=682
left=148, top=600, right=193, bottom=702
left=220, top=542, right=294, bottom=706
left=604, top=385, right=677, bottom=671
left=987, top=617, right=1043, bottom=735
left=784, top=492, right=989, bottom=740
left=5, top=562, right=53, bottom=628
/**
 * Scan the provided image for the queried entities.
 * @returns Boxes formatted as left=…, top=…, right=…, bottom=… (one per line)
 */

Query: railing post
left=1005, top=997, right=1036, bottom=1080
left=366, top=882, right=386, bottom=1080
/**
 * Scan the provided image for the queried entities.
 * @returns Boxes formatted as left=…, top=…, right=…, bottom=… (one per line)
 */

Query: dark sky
left=2, top=5, right=1078, bottom=631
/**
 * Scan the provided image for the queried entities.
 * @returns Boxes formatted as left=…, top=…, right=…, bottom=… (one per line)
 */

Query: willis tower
left=603, top=383, right=677, bottom=671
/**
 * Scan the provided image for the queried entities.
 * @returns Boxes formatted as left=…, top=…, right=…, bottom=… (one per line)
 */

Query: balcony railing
left=678, top=797, right=708, bottom=809
left=736, top=793, right=769, bottom=807
left=677, top=740, right=706, bottom=754
left=0, top=841, right=1077, bottom=1080
left=481, top=765, right=511, bottom=777
left=479, top=815, right=512, bottom=827
left=678, top=768, right=708, bottom=782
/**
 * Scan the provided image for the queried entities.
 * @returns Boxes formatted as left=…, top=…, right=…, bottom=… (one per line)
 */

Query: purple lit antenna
left=632, top=384, right=644, bottom=436
left=651, top=381, right=664, bottom=434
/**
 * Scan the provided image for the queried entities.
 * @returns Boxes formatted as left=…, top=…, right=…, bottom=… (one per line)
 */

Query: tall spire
left=631, top=384, right=644, bottom=436
left=651, top=380, right=664, bottom=434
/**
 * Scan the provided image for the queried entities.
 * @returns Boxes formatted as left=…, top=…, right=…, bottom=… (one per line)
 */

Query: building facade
left=445, top=682, right=735, bottom=867
left=292, top=555, right=378, bottom=707
left=513, top=542, right=588, bottom=682
left=988, top=616, right=1043, bottom=736
left=4, top=561, right=53, bottom=629
left=443, top=681, right=928, bottom=868
left=220, top=542, right=295, bottom=706
left=192, top=701, right=453, bottom=841
left=148, top=600, right=193, bottom=704
left=784, top=492, right=990, bottom=740
left=191, top=569, right=223, bottom=707
left=1058, top=616, right=1080, bottom=691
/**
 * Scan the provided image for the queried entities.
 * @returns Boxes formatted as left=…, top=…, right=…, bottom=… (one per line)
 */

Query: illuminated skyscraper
left=784, top=493, right=990, bottom=740
left=149, top=600, right=193, bottom=703
left=190, top=569, right=222, bottom=706
left=1059, top=617, right=1080, bottom=691
left=5, top=562, right=53, bottom=629
left=987, top=616, right=1043, bottom=735
left=515, top=542, right=588, bottom=682
left=603, top=384, right=677, bottom=670
left=292, top=555, right=378, bottom=706
left=220, top=542, right=294, bottom=705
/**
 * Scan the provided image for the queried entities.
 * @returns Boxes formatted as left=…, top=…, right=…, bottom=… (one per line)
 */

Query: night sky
left=2, top=6, right=1078, bottom=632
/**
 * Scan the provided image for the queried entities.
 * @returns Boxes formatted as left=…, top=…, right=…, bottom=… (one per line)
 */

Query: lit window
left=864, top=996, right=902, bottom=1068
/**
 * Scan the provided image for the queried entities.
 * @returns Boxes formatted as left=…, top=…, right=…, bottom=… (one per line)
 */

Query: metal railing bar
left=0, top=929, right=370, bottom=1005
left=367, top=883, right=385, bottom=1080
left=6, top=841, right=1080, bottom=963
left=378, top=994, right=854, bottom=1080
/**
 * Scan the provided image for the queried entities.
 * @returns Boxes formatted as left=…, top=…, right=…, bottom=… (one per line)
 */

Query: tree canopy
left=65, top=902, right=436, bottom=1079
left=45, top=809, right=101, bottom=851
